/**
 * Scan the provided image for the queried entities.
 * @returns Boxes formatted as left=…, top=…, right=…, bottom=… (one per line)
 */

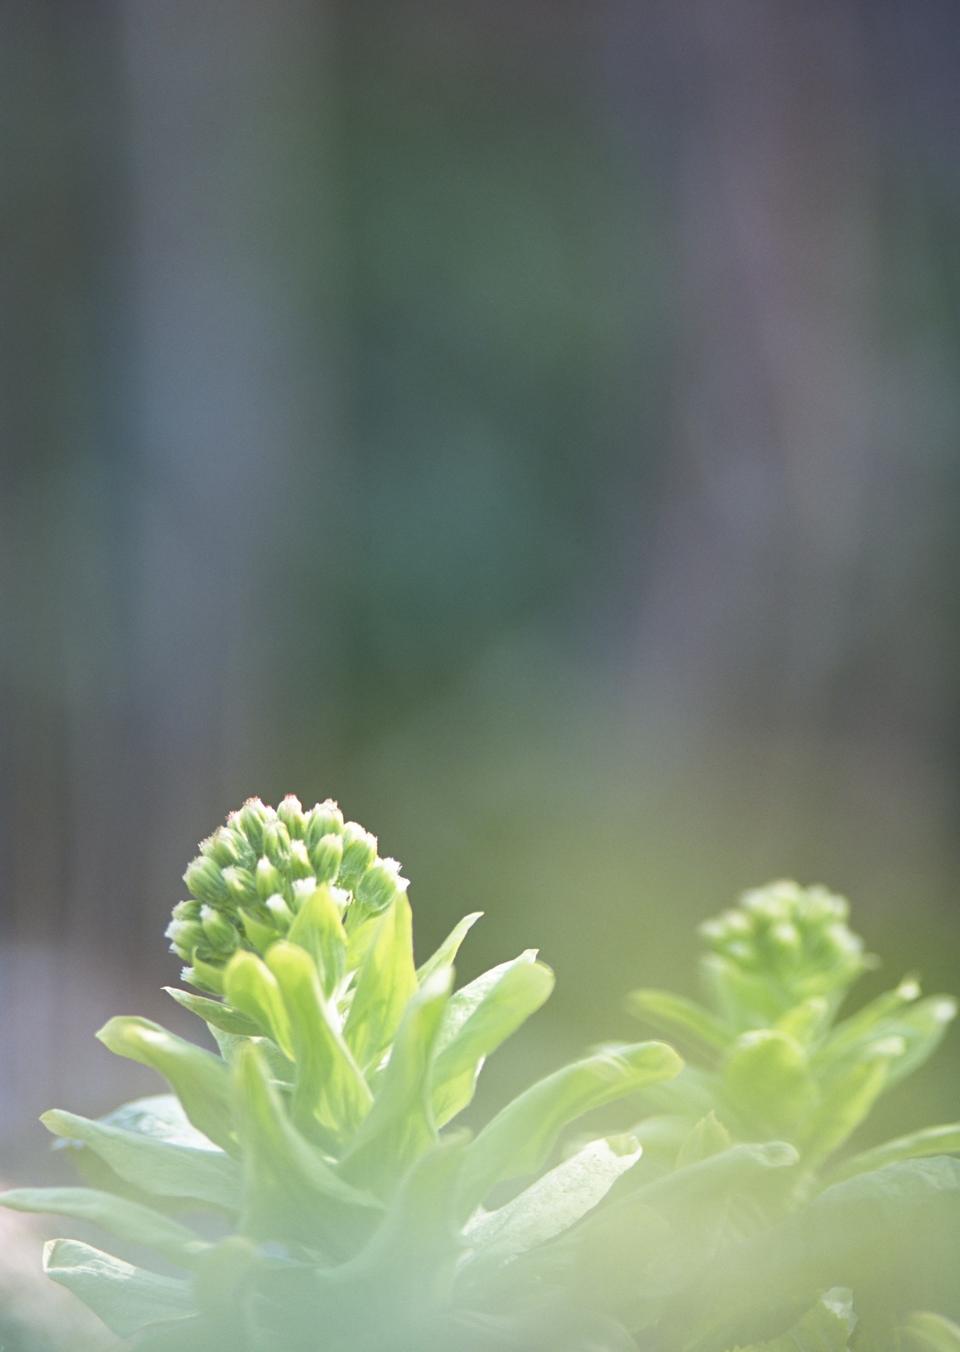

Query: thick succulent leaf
left=721, top=1030, right=817, bottom=1137
left=416, top=911, right=483, bottom=985
left=458, top=1040, right=682, bottom=1212
left=344, top=893, right=417, bottom=1070
left=724, top=1286, right=856, bottom=1351
left=882, top=997, right=958, bottom=1089
left=703, top=1158, right=960, bottom=1341
left=556, top=1142, right=796, bottom=1333
left=675, top=1110, right=734, bottom=1167
left=41, top=1104, right=240, bottom=1210
left=821, top=977, right=923, bottom=1058
left=265, top=940, right=372, bottom=1137
left=1, top=1187, right=203, bottom=1262
left=626, top=988, right=730, bottom=1057
left=341, top=968, right=453, bottom=1194
left=224, top=950, right=294, bottom=1057
left=232, top=1040, right=379, bottom=1247
left=431, top=953, right=555, bottom=1125
left=798, top=1049, right=896, bottom=1167
left=165, top=987, right=262, bottom=1038
left=463, top=1135, right=642, bottom=1263
left=827, top=1123, right=960, bottom=1185
left=96, top=1017, right=235, bottom=1153
left=631, top=1140, right=798, bottom=1212
left=287, top=883, right=348, bottom=996
left=899, top=1312, right=960, bottom=1351
left=43, top=1237, right=196, bottom=1337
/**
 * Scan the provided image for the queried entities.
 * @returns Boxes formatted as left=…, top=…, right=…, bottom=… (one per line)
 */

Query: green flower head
left=167, top=796, right=407, bottom=992
left=698, top=880, right=875, bottom=1021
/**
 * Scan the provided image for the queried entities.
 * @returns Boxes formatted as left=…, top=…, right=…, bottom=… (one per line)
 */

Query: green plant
left=4, top=813, right=959, bottom=1352
left=1, top=797, right=680, bottom=1351
left=606, top=881, right=960, bottom=1349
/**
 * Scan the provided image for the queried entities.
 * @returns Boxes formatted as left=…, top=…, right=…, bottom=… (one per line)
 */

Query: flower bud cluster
left=698, top=880, right=872, bottom=999
left=166, top=796, right=407, bottom=990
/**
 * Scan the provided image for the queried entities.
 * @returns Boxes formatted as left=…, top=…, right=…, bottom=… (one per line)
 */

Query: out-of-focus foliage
left=610, top=881, right=960, bottom=1348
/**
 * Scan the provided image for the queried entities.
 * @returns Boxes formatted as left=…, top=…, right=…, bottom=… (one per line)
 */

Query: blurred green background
left=2, top=0, right=958, bottom=1207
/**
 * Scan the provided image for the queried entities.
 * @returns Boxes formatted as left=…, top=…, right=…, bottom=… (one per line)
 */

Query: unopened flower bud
left=308, top=832, right=343, bottom=884
left=277, top=795, right=306, bottom=839
left=170, top=794, right=408, bottom=991
left=238, top=798, right=269, bottom=855
left=256, top=856, right=285, bottom=902
left=200, top=905, right=239, bottom=955
left=355, top=858, right=408, bottom=914
left=287, top=839, right=313, bottom=880
left=339, top=823, right=378, bottom=887
left=184, top=855, right=230, bottom=907
left=166, top=918, right=204, bottom=961
left=222, top=865, right=259, bottom=908
left=305, top=800, right=344, bottom=853
left=265, top=893, right=294, bottom=931
left=261, top=820, right=291, bottom=869
left=200, top=827, right=244, bottom=868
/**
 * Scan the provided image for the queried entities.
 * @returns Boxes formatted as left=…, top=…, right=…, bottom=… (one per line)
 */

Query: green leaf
left=287, top=883, right=348, bottom=996
left=416, top=911, right=483, bottom=985
left=463, top=1134, right=643, bottom=1263
left=626, top=988, right=729, bottom=1057
left=231, top=1041, right=380, bottom=1249
left=164, top=987, right=262, bottom=1038
left=799, top=1045, right=897, bottom=1167
left=828, top=1123, right=960, bottom=1184
left=344, top=893, right=417, bottom=1070
left=341, top=968, right=453, bottom=1195
left=265, top=940, right=372, bottom=1137
left=458, top=1040, right=682, bottom=1212
left=1, top=1187, right=203, bottom=1262
left=223, top=950, right=294, bottom=1057
left=675, top=1110, right=734, bottom=1168
left=431, top=953, right=555, bottom=1125
left=632, top=1140, right=798, bottom=1212
left=721, top=1030, right=817, bottom=1137
left=883, top=997, right=958, bottom=1089
left=822, top=976, right=923, bottom=1059
left=41, top=1105, right=240, bottom=1211
left=96, top=1017, right=235, bottom=1153
left=899, top=1312, right=960, bottom=1352
left=43, top=1237, right=196, bottom=1338
left=725, top=1286, right=857, bottom=1351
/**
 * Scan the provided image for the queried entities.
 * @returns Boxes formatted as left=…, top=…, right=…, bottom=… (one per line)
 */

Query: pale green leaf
left=725, top=1286, right=856, bottom=1351
left=41, top=1106, right=240, bottom=1211
left=266, top=941, right=372, bottom=1137
left=164, top=987, right=261, bottom=1038
left=96, top=1017, right=235, bottom=1153
left=463, top=1135, right=642, bottom=1262
left=43, top=1237, right=196, bottom=1337
left=344, top=893, right=417, bottom=1070
left=458, top=1040, right=682, bottom=1212
left=1, top=1187, right=203, bottom=1262
left=416, top=911, right=483, bottom=985
left=626, top=988, right=729, bottom=1056
left=828, top=1123, right=960, bottom=1185
left=899, top=1312, right=960, bottom=1352
left=287, top=883, right=348, bottom=996
left=341, top=968, right=452, bottom=1195
left=431, top=953, right=554, bottom=1125
left=223, top=950, right=294, bottom=1057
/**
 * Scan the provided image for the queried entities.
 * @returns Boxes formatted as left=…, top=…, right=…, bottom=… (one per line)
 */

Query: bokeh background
left=3, top=0, right=959, bottom=1191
